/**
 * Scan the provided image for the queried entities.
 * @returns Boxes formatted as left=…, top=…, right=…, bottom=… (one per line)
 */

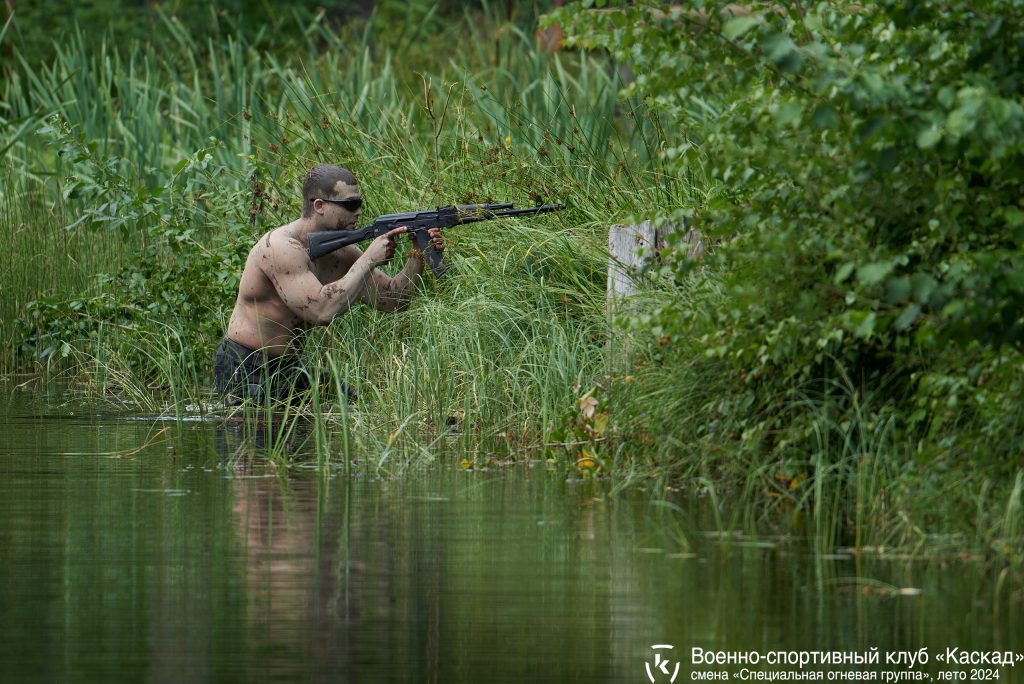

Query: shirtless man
left=214, top=164, right=444, bottom=403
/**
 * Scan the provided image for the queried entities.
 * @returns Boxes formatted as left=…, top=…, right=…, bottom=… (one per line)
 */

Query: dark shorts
left=214, top=338, right=311, bottom=405
left=214, top=338, right=356, bottom=406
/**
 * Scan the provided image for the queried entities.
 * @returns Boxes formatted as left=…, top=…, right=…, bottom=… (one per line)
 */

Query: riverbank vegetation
left=2, top=1, right=1022, bottom=563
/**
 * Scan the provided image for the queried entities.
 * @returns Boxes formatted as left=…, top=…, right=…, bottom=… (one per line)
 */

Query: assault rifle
left=307, top=202, right=564, bottom=278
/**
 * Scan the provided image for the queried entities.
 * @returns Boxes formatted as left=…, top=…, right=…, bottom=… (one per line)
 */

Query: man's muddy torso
left=226, top=221, right=361, bottom=355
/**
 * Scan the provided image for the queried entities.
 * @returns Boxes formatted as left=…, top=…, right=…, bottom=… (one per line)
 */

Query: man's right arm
left=263, top=233, right=377, bottom=325
left=262, top=227, right=406, bottom=325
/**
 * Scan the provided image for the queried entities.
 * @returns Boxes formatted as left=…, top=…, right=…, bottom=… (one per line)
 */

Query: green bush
left=548, top=1, right=1024, bottom=468
left=16, top=118, right=252, bottom=375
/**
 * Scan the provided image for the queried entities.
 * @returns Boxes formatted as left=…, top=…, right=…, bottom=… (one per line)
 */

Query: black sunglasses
left=318, top=197, right=363, bottom=212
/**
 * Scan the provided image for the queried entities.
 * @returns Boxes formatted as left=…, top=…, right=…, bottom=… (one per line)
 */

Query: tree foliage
left=547, top=1, right=1024, bottom=464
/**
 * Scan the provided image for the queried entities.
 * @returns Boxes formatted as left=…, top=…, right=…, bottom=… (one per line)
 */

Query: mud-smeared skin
left=225, top=174, right=444, bottom=356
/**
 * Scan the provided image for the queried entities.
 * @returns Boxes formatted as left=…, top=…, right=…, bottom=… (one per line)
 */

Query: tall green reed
left=298, top=218, right=607, bottom=469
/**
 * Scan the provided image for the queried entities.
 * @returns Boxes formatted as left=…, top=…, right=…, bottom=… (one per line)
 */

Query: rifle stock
left=306, top=225, right=380, bottom=261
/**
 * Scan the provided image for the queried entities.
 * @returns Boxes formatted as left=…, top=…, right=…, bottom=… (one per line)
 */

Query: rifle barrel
left=457, top=202, right=513, bottom=212
left=489, top=204, right=564, bottom=218
left=450, top=204, right=563, bottom=225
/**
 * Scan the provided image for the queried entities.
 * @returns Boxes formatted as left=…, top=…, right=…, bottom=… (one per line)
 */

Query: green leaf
left=947, top=106, right=978, bottom=138
left=856, top=261, right=893, bottom=287
left=765, top=34, right=801, bottom=72
left=895, top=304, right=921, bottom=331
left=877, top=146, right=899, bottom=172
left=916, top=127, right=942, bottom=149
left=812, top=105, right=839, bottom=129
left=834, top=262, right=855, bottom=284
left=1002, top=208, right=1024, bottom=228
left=885, top=276, right=911, bottom=303
left=722, top=15, right=761, bottom=40
left=849, top=311, right=876, bottom=338
left=773, top=102, right=803, bottom=128
left=910, top=273, right=937, bottom=303
left=937, top=86, right=956, bottom=109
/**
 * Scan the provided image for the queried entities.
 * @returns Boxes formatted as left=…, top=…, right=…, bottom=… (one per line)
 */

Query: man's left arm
left=361, top=228, right=444, bottom=313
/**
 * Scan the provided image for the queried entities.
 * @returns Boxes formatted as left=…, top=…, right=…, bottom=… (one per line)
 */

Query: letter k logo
left=646, top=645, right=681, bottom=683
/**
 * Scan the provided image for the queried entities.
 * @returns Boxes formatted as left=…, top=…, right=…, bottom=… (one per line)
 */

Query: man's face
left=319, top=180, right=363, bottom=230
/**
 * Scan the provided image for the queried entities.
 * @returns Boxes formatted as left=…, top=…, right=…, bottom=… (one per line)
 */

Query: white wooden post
left=606, top=220, right=658, bottom=307
left=606, top=220, right=697, bottom=370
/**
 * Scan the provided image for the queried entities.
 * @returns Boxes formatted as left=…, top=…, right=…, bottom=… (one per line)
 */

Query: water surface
left=0, top=389, right=1020, bottom=683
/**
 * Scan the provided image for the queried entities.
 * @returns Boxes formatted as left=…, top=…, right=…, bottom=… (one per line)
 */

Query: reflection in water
left=0, top=392, right=1021, bottom=683
left=222, top=437, right=617, bottom=683
left=233, top=467, right=354, bottom=682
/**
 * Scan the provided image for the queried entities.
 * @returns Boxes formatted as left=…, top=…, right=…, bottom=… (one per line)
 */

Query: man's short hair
left=302, top=164, right=358, bottom=218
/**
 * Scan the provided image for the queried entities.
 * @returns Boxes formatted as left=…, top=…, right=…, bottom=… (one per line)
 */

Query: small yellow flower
left=576, top=449, right=597, bottom=470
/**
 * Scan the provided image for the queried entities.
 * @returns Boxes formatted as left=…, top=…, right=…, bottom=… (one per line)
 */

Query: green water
left=1, top=389, right=1022, bottom=684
